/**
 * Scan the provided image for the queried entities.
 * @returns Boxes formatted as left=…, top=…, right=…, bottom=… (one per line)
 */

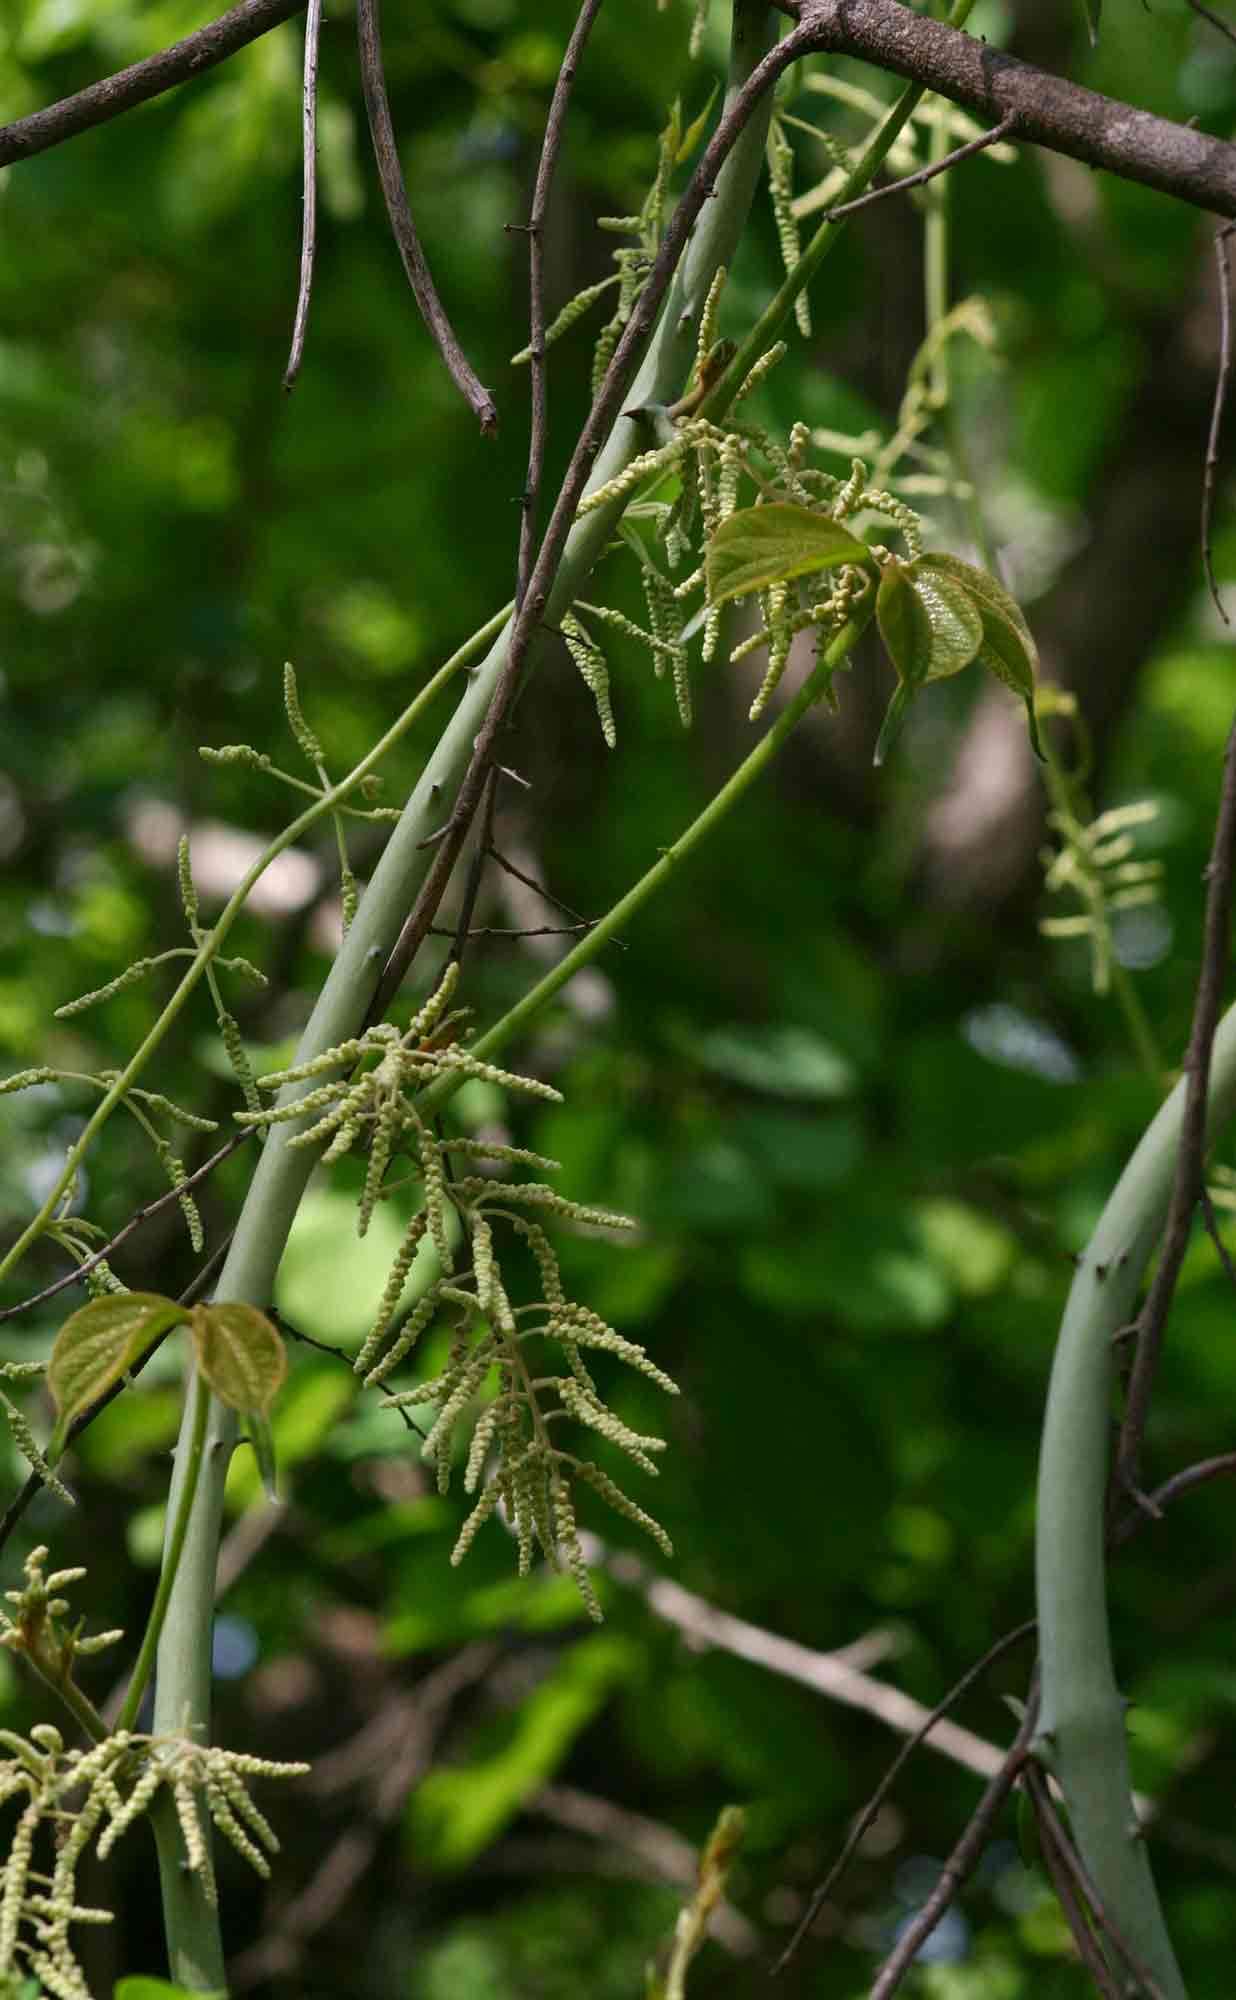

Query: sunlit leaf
left=706, top=505, right=871, bottom=607
left=191, top=1303, right=287, bottom=1417
left=48, top=1293, right=189, bottom=1443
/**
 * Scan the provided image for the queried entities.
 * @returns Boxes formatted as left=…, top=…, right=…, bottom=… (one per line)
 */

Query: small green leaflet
left=705, top=504, right=872, bottom=607
left=872, top=553, right=1043, bottom=766
left=48, top=1293, right=190, bottom=1451
left=190, top=1302, right=287, bottom=1417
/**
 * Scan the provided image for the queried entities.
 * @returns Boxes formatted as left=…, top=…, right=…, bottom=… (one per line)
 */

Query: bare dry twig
left=518, top=0, right=606, bottom=605
left=867, top=1697, right=1038, bottom=1999
left=0, top=1129, right=251, bottom=1325
left=355, top=0, right=498, bottom=436
left=0, top=0, right=305, bottom=165
left=773, top=1617, right=1036, bottom=1974
left=282, top=0, right=323, bottom=391
left=1202, top=224, right=1235, bottom=623
left=824, top=113, right=1016, bottom=225
left=1023, top=1763, right=1169, bottom=1999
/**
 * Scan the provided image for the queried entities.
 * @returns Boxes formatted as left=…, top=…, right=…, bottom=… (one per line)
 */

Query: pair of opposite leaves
left=704, top=503, right=1043, bottom=766
left=47, top=1292, right=285, bottom=1491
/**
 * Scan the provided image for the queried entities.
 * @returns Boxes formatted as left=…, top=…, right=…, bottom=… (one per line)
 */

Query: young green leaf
left=190, top=1303, right=287, bottom=1417
left=705, top=504, right=871, bottom=607
left=48, top=1292, right=190, bottom=1444
left=917, top=553, right=1044, bottom=757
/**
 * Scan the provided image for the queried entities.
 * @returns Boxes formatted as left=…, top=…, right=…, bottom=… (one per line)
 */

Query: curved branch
left=0, top=0, right=305, bottom=167
left=5, top=0, right=1236, bottom=226
left=802, top=0, right=1236, bottom=216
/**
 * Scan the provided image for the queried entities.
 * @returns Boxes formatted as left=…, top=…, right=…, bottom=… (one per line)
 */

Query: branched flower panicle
left=301, top=979, right=683, bottom=1619
left=0, top=1638, right=306, bottom=1997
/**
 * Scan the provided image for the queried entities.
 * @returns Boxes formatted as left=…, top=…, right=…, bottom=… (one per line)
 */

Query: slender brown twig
left=354, top=0, right=498, bottom=436
left=1114, top=713, right=1236, bottom=1504
left=1026, top=1768, right=1125, bottom=1999
left=1202, top=224, right=1235, bottom=624
left=824, top=114, right=1015, bottom=225
left=0, top=1130, right=252, bottom=1325
left=428, top=922, right=592, bottom=940
left=1186, top=0, right=1236, bottom=53
left=1023, top=1763, right=1169, bottom=1999
left=449, top=769, right=501, bottom=968
left=517, top=0, right=606, bottom=605
left=867, top=1697, right=1038, bottom=1999
left=486, top=844, right=620, bottom=945
left=773, top=1617, right=1036, bottom=1975
left=282, top=0, right=322, bottom=391
left=1199, top=1182, right=1236, bottom=1291
left=1115, top=1449, right=1236, bottom=1548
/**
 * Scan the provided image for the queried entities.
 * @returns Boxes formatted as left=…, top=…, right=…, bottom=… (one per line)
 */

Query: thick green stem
left=149, top=8, right=783, bottom=1982
left=1036, top=999, right=1236, bottom=1998
left=118, top=1365, right=209, bottom=1737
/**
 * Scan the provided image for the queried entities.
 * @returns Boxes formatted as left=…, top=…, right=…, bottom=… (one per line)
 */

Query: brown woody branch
left=802, top=0, right=1236, bottom=217
left=0, top=0, right=305, bottom=166
left=4, top=0, right=1236, bottom=214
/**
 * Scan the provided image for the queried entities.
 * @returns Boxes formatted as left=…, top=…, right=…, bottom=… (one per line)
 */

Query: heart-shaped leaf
left=191, top=1303, right=286, bottom=1417
left=49, top=1293, right=190, bottom=1445
left=919, top=553, right=1044, bottom=757
left=706, top=504, right=872, bottom=607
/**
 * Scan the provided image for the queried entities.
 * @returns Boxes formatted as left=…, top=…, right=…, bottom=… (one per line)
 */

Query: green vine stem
left=0, top=603, right=512, bottom=1292
left=117, top=1364, right=210, bottom=1738
left=1035, top=999, right=1236, bottom=1998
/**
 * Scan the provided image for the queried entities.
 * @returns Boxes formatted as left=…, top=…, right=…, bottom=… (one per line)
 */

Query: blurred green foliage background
left=2, top=0, right=1236, bottom=1993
